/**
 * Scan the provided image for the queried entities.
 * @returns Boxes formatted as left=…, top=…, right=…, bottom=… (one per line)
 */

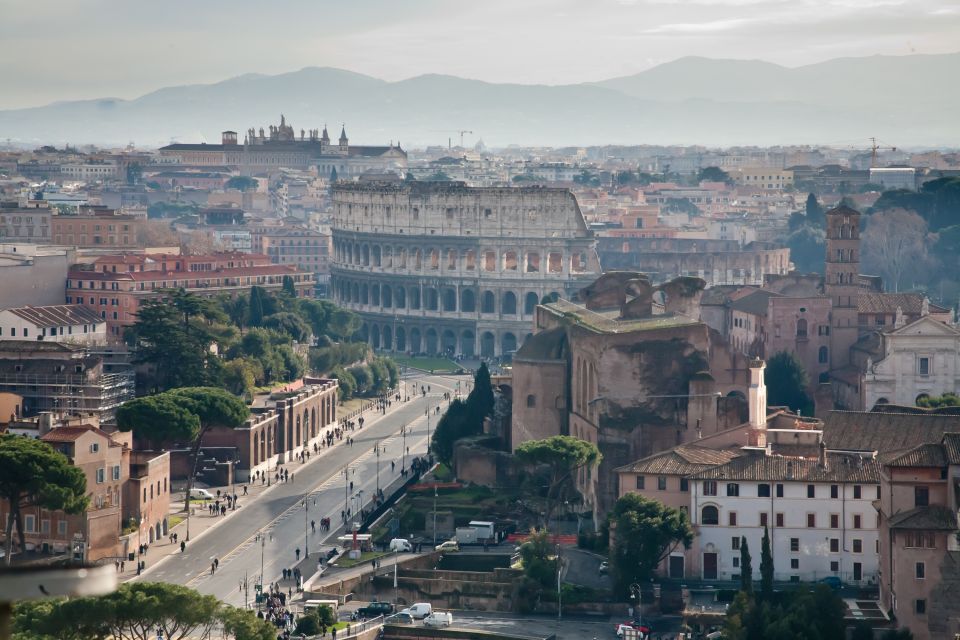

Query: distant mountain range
left=1, top=53, right=958, bottom=149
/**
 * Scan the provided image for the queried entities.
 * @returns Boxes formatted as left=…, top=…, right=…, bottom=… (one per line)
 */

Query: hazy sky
left=2, top=0, right=958, bottom=110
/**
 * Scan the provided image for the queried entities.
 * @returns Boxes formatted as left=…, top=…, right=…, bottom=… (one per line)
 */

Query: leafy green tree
left=116, top=394, right=201, bottom=448
left=760, top=525, right=773, bottom=601
left=221, top=357, right=261, bottom=398
left=467, top=362, right=495, bottom=418
left=263, top=312, right=310, bottom=342
left=851, top=621, right=875, bottom=640
left=786, top=226, right=826, bottom=273
left=607, top=494, right=693, bottom=594
left=330, top=167, right=338, bottom=182
left=723, top=591, right=750, bottom=640
left=880, top=628, right=914, bottom=640
left=0, top=435, right=88, bottom=564
left=518, top=529, right=559, bottom=588
left=225, top=175, right=258, bottom=191
left=805, top=193, right=825, bottom=228
left=219, top=606, right=276, bottom=640
left=328, top=308, right=361, bottom=340
left=917, top=392, right=960, bottom=408
left=126, top=162, right=143, bottom=185
left=515, top=435, right=601, bottom=529
left=698, top=166, right=730, bottom=183
left=282, top=274, right=297, bottom=297
left=348, top=364, right=374, bottom=396
left=765, top=351, right=814, bottom=416
left=330, top=365, right=357, bottom=401
left=431, top=398, right=472, bottom=464
left=740, top=536, right=753, bottom=595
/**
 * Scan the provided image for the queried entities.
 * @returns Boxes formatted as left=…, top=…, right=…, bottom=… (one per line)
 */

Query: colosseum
left=330, top=181, right=601, bottom=358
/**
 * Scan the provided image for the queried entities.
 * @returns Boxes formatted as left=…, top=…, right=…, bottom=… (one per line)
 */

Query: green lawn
left=332, top=550, right=390, bottom=569
left=391, top=355, right=461, bottom=373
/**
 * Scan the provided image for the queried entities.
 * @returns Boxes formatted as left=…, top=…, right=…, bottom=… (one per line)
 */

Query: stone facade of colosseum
left=330, top=182, right=601, bottom=358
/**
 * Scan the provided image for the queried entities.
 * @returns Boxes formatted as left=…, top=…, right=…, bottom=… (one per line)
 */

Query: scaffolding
left=0, top=370, right=135, bottom=421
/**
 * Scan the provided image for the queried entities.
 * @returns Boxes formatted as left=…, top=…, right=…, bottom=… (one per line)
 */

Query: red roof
left=41, top=424, right=107, bottom=442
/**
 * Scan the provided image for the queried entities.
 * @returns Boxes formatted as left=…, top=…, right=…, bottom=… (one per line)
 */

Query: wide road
left=138, top=372, right=463, bottom=606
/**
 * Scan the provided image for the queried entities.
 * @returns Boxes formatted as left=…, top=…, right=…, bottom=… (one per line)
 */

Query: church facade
left=159, top=116, right=407, bottom=178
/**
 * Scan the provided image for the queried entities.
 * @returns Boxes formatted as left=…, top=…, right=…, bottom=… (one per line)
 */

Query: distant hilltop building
left=159, top=115, right=407, bottom=178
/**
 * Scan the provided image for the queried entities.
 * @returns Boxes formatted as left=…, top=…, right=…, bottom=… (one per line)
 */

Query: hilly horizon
left=1, top=52, right=958, bottom=149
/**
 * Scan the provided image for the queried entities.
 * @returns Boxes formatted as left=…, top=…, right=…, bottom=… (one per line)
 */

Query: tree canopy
left=116, top=394, right=201, bottom=447
left=723, top=585, right=846, bottom=640
left=697, top=166, right=731, bottom=183
left=516, top=435, right=601, bottom=529
left=431, top=364, right=496, bottom=464
left=225, top=176, right=258, bottom=192
left=608, top=493, right=693, bottom=594
left=765, top=351, right=814, bottom=416
left=0, top=435, right=88, bottom=563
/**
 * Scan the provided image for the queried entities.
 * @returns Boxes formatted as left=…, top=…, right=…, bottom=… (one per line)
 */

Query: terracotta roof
left=825, top=205, right=862, bottom=217
left=888, top=506, right=957, bottom=531
left=40, top=424, right=106, bottom=442
left=942, top=434, right=960, bottom=465
left=823, top=411, right=960, bottom=457
left=4, top=304, right=101, bottom=328
left=690, top=451, right=881, bottom=483
left=615, top=445, right=740, bottom=476
left=886, top=443, right=948, bottom=468
left=857, top=292, right=948, bottom=315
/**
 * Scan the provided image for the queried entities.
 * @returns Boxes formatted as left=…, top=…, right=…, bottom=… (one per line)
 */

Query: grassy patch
left=332, top=550, right=390, bottom=569
left=391, top=355, right=460, bottom=373
left=339, top=397, right=367, bottom=414
left=431, top=463, right=454, bottom=482
left=168, top=515, right=185, bottom=528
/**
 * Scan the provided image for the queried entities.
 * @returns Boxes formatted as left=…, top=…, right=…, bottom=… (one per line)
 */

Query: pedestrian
left=295, top=548, right=301, bottom=561
left=121, top=560, right=125, bottom=572
left=211, top=562, right=216, bottom=575
left=180, top=541, right=186, bottom=553
left=214, top=557, right=219, bottom=570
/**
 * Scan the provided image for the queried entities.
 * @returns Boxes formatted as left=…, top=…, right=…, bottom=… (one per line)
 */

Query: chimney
left=818, top=436, right=828, bottom=469
left=748, top=358, right=767, bottom=428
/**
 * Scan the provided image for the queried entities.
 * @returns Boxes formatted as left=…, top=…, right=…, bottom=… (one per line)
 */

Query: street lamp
left=342, top=466, right=355, bottom=521
left=629, top=583, right=642, bottom=626
left=303, top=494, right=310, bottom=559
left=432, top=485, right=438, bottom=546
left=401, top=425, right=407, bottom=473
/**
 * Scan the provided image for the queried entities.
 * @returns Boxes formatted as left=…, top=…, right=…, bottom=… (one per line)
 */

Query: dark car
left=817, top=576, right=843, bottom=590
left=355, top=601, right=395, bottom=618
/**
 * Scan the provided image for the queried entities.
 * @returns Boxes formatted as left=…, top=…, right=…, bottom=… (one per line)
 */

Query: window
left=916, top=562, right=925, bottom=579
left=830, top=484, right=839, bottom=499
left=790, top=538, right=799, bottom=552
left=701, top=506, right=719, bottom=525
left=526, top=394, right=536, bottom=408
left=658, top=477, right=667, bottom=491
left=96, top=468, right=105, bottom=484
left=761, top=512, right=769, bottom=527
left=41, top=519, right=50, bottom=534
left=89, top=443, right=99, bottom=453
left=791, top=558, right=799, bottom=569
left=915, top=486, right=929, bottom=507
left=853, top=539, right=862, bottom=553
left=703, top=481, right=718, bottom=496
left=729, top=512, right=738, bottom=526
left=774, top=513, right=783, bottom=527
left=807, top=513, right=816, bottom=528
left=877, top=486, right=881, bottom=500
left=830, top=561, right=840, bottom=572
left=776, top=484, right=784, bottom=497
left=112, top=465, right=121, bottom=481
left=24, top=515, right=35, bottom=534
left=733, top=557, right=740, bottom=568
left=680, top=478, right=689, bottom=492
left=635, top=476, right=645, bottom=490
left=830, top=514, right=840, bottom=528
left=854, top=515, right=862, bottom=529
left=807, top=484, right=815, bottom=498
left=830, top=538, right=839, bottom=552
left=758, top=483, right=771, bottom=497
left=796, top=318, right=807, bottom=337
left=727, top=483, right=740, bottom=497
left=58, top=521, right=67, bottom=536
left=853, top=485, right=862, bottom=499
left=732, top=537, right=740, bottom=550
left=918, top=357, right=930, bottom=376
left=916, top=600, right=926, bottom=615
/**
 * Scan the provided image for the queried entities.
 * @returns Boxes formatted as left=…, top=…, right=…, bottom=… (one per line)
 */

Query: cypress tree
left=760, top=525, right=773, bottom=601
left=248, top=286, right=265, bottom=327
left=740, top=536, right=753, bottom=595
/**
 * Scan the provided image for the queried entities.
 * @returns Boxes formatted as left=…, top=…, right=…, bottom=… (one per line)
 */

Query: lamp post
left=433, top=485, right=438, bottom=546
left=557, top=544, right=563, bottom=621
left=258, top=534, right=266, bottom=611
left=425, top=406, right=431, bottom=461
left=375, top=440, right=382, bottom=494
left=401, top=425, right=407, bottom=473
left=303, top=494, right=309, bottom=559
left=629, top=582, right=641, bottom=626
left=342, top=466, right=354, bottom=521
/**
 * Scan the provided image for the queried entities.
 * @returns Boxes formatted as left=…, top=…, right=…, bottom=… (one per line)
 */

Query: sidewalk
left=117, top=394, right=412, bottom=584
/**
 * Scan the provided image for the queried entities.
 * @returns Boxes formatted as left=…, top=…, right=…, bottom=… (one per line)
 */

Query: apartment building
left=0, top=304, right=106, bottom=346
left=0, top=201, right=52, bottom=243
left=51, top=206, right=144, bottom=249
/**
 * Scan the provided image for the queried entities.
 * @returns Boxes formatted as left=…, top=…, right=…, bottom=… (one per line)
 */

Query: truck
left=454, top=521, right=496, bottom=545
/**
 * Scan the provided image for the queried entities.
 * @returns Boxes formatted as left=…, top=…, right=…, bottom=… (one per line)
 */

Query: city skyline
left=2, top=0, right=959, bottom=110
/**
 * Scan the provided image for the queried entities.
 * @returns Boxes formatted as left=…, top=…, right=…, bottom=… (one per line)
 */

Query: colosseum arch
left=481, top=291, right=496, bottom=314
left=382, top=286, right=393, bottom=308
left=446, top=248, right=457, bottom=270
left=413, top=249, right=423, bottom=270
left=371, top=284, right=381, bottom=306
left=464, top=250, right=477, bottom=270
left=410, top=288, right=421, bottom=310
left=351, top=282, right=360, bottom=303
left=371, top=324, right=381, bottom=349
left=409, top=328, right=422, bottom=353
left=480, top=331, right=495, bottom=358
left=503, top=251, right=519, bottom=271
left=502, top=332, right=518, bottom=355
left=425, top=328, right=439, bottom=354
left=461, top=289, right=476, bottom=313
left=384, top=246, right=393, bottom=268
left=425, top=288, right=439, bottom=311
left=396, top=326, right=407, bottom=352
left=548, top=252, right=563, bottom=273
left=442, top=288, right=457, bottom=312
left=383, top=325, right=393, bottom=350
left=372, top=245, right=382, bottom=267
left=429, top=248, right=440, bottom=270
left=483, top=250, right=496, bottom=272
left=525, top=252, right=541, bottom=273
left=502, top=291, right=518, bottom=315
left=395, top=286, right=406, bottom=309
left=358, top=323, right=369, bottom=343
left=360, top=283, right=369, bottom=305
left=461, top=330, right=475, bottom=357
left=441, top=329, right=457, bottom=354
left=362, top=244, right=370, bottom=266
left=524, top=292, right=539, bottom=316
left=397, top=247, right=407, bottom=268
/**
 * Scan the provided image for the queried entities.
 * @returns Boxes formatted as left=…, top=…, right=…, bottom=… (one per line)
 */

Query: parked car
left=402, top=603, right=433, bottom=619
left=435, top=540, right=459, bottom=552
left=615, top=621, right=652, bottom=638
left=355, top=601, right=394, bottom=618
left=389, top=538, right=413, bottom=553
left=817, top=575, right=843, bottom=590
left=598, top=560, right=609, bottom=575
left=384, top=612, right=414, bottom=625
left=188, top=488, right=215, bottom=500
left=423, top=612, right=453, bottom=628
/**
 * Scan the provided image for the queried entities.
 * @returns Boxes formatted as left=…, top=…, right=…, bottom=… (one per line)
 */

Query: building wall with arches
left=330, top=182, right=600, bottom=357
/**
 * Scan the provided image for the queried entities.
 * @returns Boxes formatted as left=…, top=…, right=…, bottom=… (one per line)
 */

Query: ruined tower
left=824, top=204, right=861, bottom=369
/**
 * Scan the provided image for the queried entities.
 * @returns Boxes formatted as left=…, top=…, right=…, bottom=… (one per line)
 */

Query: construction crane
left=869, top=137, right=897, bottom=168
left=430, top=130, right=474, bottom=149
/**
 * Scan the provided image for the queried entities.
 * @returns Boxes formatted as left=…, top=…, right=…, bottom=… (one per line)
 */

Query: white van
left=188, top=488, right=215, bottom=500
left=403, top=603, right=433, bottom=619
left=389, top=538, right=413, bottom=552
left=423, top=611, right=453, bottom=627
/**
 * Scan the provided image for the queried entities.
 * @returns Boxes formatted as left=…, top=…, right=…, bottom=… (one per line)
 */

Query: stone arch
left=351, top=282, right=359, bottom=303
left=382, top=286, right=393, bottom=308
left=372, top=245, right=382, bottom=267
left=429, top=248, right=440, bottom=270
left=425, top=287, right=439, bottom=311
left=461, top=289, right=476, bottom=313
left=371, top=283, right=381, bottom=306
left=796, top=318, right=808, bottom=337
left=414, top=248, right=423, bottom=270
left=481, top=290, right=496, bottom=314
left=480, top=331, right=495, bottom=358
left=502, top=332, right=517, bottom=355
left=395, top=286, right=406, bottom=309
left=383, top=325, right=393, bottom=350
left=441, top=329, right=457, bottom=355
left=398, top=247, right=407, bottom=268
left=442, top=288, right=457, bottom=312
left=446, top=248, right=457, bottom=270
left=701, top=505, right=719, bottom=525
left=311, top=407, right=317, bottom=438
left=461, top=330, right=475, bottom=357
left=410, top=287, right=421, bottom=310
left=876, top=397, right=889, bottom=405
left=358, top=322, right=369, bottom=343
left=818, top=346, right=828, bottom=363
left=362, top=244, right=370, bottom=266
left=360, top=283, right=368, bottom=305
left=525, top=252, right=540, bottom=273
left=503, top=250, right=518, bottom=271
left=371, top=324, right=381, bottom=349
left=384, top=246, right=393, bottom=268
left=916, top=393, right=930, bottom=405
left=396, top=326, right=407, bottom=352
left=502, top=291, right=517, bottom=316
left=524, top=292, right=539, bottom=316
left=425, top=328, right=439, bottom=354
left=295, top=414, right=302, bottom=446
left=548, top=252, right=563, bottom=273
left=409, top=328, right=422, bottom=353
